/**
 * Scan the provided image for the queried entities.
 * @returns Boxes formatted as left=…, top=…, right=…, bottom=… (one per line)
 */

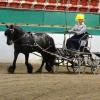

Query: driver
left=66, top=13, right=88, bottom=50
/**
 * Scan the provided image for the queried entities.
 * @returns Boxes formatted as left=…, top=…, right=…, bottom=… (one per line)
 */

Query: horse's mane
left=12, top=25, right=26, bottom=34
left=35, top=32, right=46, bottom=36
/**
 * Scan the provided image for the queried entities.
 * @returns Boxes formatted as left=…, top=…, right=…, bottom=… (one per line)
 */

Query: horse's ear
left=6, top=25, right=9, bottom=28
left=10, top=24, right=14, bottom=29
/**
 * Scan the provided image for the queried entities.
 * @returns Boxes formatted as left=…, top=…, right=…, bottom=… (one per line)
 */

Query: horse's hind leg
left=35, top=59, right=45, bottom=73
left=8, top=51, right=19, bottom=74
left=25, top=53, right=33, bottom=73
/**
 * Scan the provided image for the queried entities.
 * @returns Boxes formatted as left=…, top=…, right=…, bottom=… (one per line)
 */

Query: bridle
left=7, top=28, right=26, bottom=43
left=9, top=28, right=14, bottom=33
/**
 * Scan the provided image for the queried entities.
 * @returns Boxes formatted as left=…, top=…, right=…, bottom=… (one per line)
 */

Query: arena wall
left=0, top=32, right=100, bottom=63
left=0, top=8, right=100, bottom=62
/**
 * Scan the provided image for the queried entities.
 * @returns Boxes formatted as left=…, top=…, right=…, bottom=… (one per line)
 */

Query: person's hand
left=64, top=30, right=68, bottom=35
left=67, top=30, right=72, bottom=32
left=68, top=30, right=76, bottom=33
left=64, top=30, right=68, bottom=33
left=69, top=30, right=77, bottom=34
left=67, top=30, right=75, bottom=34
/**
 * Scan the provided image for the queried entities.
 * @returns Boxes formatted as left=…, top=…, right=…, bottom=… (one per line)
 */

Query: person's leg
left=66, top=38, right=71, bottom=49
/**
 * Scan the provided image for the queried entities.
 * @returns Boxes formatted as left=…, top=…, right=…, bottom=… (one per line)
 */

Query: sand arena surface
left=0, top=62, right=100, bottom=100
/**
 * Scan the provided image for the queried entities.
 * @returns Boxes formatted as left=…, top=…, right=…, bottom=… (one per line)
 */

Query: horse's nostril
left=7, top=42, right=10, bottom=45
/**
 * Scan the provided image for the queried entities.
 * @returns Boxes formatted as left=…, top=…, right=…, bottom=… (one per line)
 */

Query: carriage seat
left=78, top=32, right=90, bottom=52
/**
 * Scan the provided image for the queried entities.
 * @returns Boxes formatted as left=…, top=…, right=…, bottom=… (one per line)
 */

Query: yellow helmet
left=75, top=13, right=85, bottom=21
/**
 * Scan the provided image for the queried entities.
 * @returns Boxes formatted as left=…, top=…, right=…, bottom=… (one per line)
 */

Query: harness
left=13, top=33, right=27, bottom=43
left=11, top=31, right=52, bottom=52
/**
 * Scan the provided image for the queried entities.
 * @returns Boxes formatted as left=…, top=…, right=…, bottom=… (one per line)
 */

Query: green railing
left=0, top=8, right=100, bottom=35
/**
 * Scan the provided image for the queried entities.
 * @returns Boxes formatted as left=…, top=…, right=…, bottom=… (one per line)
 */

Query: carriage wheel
left=67, top=63, right=79, bottom=73
left=91, top=67, right=97, bottom=74
left=67, top=65, right=74, bottom=73
left=74, top=57, right=82, bottom=73
left=66, top=61, right=80, bottom=73
left=90, top=59, right=98, bottom=74
left=72, top=65, right=80, bottom=73
left=85, top=56, right=99, bottom=74
left=66, top=61, right=73, bottom=72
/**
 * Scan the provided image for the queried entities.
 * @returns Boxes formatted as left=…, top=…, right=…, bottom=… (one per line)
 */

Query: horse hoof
left=45, top=65, right=52, bottom=72
left=8, top=66, right=15, bottom=74
left=28, top=70, right=33, bottom=73
left=27, top=64, right=33, bottom=73
left=27, top=67, right=33, bottom=73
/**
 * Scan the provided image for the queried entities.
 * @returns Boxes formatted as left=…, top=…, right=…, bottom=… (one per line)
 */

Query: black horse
left=4, top=25, right=56, bottom=74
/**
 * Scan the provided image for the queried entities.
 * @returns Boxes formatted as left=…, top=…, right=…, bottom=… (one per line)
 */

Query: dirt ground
left=0, top=61, right=100, bottom=100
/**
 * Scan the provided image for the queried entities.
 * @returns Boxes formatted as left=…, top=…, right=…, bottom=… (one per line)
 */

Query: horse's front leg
left=25, top=53, right=33, bottom=73
left=8, top=51, right=19, bottom=74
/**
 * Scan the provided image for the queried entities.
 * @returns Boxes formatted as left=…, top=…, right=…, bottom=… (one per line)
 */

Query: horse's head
left=4, top=25, right=25, bottom=45
left=4, top=25, right=15, bottom=45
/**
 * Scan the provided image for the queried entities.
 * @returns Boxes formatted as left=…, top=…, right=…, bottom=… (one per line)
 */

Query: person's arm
left=68, top=25, right=76, bottom=33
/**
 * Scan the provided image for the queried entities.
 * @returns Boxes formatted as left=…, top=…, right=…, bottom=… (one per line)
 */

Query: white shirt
left=69, top=22, right=87, bottom=35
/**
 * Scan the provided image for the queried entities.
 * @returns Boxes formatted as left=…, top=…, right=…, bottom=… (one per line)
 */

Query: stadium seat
left=57, top=5, right=66, bottom=11
left=47, top=0, right=57, bottom=3
left=36, top=0, right=46, bottom=3
left=21, top=2, right=33, bottom=9
left=57, top=0, right=67, bottom=11
left=79, top=7, right=88, bottom=12
left=34, top=0, right=46, bottom=10
left=68, top=0, right=78, bottom=11
left=0, top=0, right=8, bottom=7
left=45, top=5, right=57, bottom=10
left=78, top=0, right=88, bottom=12
left=70, top=0, right=78, bottom=5
left=8, top=0, right=21, bottom=8
left=80, top=0, right=88, bottom=6
left=89, top=0, right=99, bottom=13
left=58, top=0, right=68, bottom=4
left=90, top=0, right=99, bottom=6
left=25, top=0, right=34, bottom=2
left=90, top=7, right=99, bottom=13
left=34, top=4, right=45, bottom=10
left=68, top=6, right=78, bottom=11
left=45, top=0, right=57, bottom=10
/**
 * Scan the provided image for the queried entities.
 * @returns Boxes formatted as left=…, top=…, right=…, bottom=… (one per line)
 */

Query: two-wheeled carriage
left=54, top=32, right=100, bottom=74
